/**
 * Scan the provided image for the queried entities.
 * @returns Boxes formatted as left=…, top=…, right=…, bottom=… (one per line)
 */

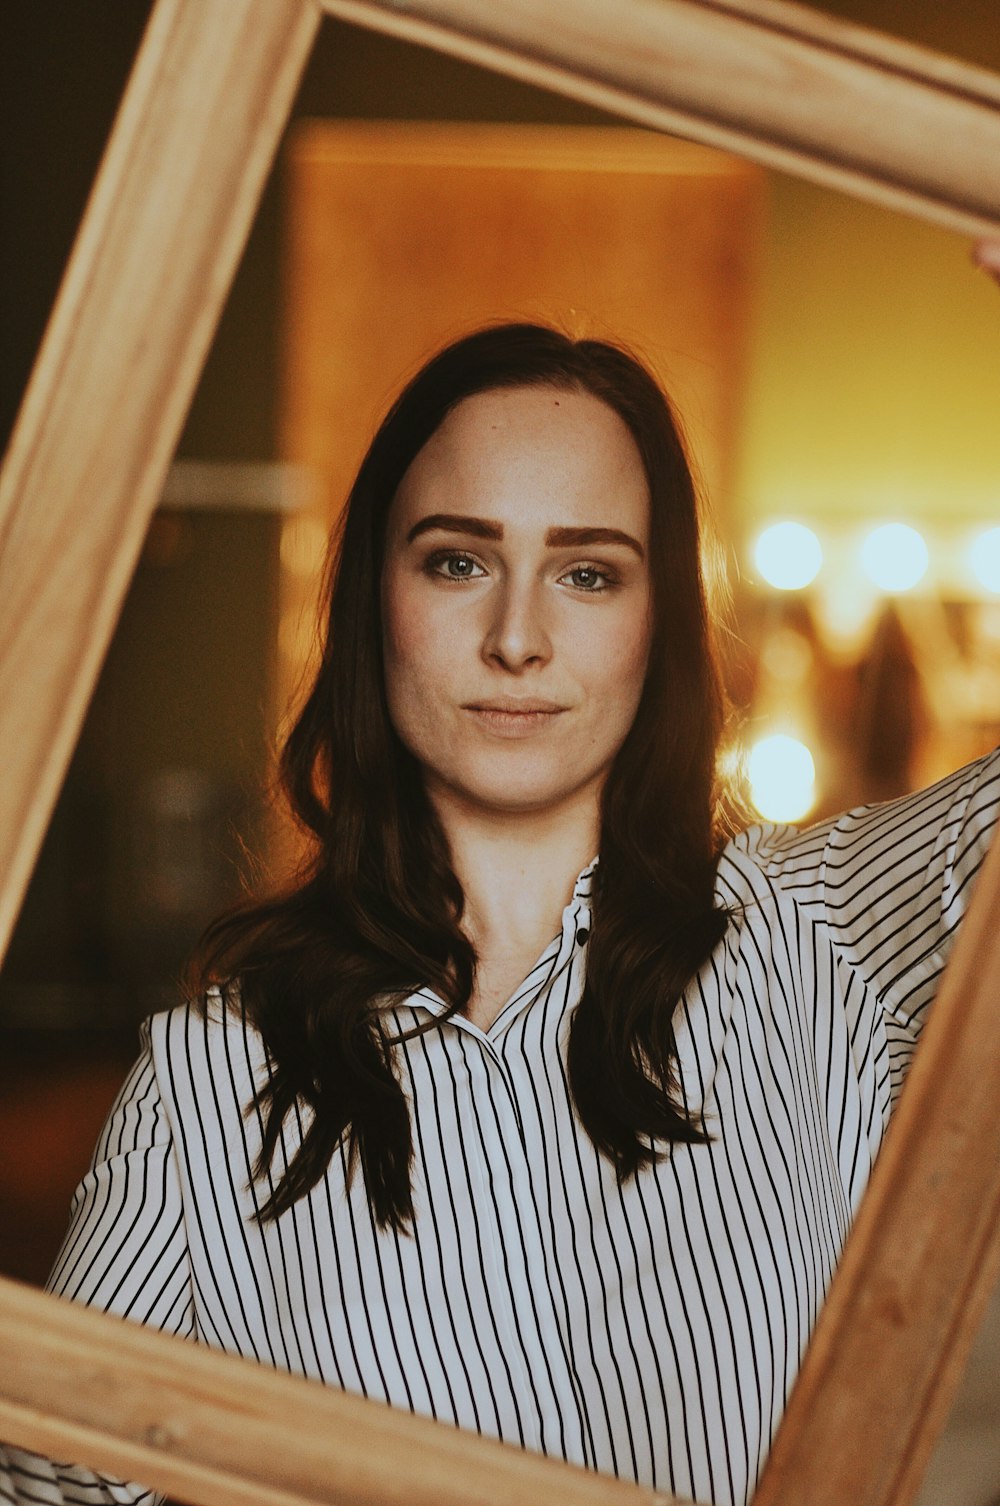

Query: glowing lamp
left=748, top=734, right=816, bottom=823
left=753, top=521, right=823, bottom=591
left=969, top=525, right=1000, bottom=595
left=860, top=523, right=928, bottom=593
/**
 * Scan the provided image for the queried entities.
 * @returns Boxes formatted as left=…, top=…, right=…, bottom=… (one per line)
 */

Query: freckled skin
left=380, top=386, right=653, bottom=823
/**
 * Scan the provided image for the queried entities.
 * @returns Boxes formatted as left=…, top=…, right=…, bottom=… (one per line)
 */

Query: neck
left=429, top=784, right=599, bottom=963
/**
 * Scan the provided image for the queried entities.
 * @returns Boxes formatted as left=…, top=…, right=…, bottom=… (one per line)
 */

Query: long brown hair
left=189, top=323, right=733, bottom=1231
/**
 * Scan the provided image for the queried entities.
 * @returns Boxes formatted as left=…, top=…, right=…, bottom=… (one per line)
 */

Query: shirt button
left=575, top=927, right=590, bottom=946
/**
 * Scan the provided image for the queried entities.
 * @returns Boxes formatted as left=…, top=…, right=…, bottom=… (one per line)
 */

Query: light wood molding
left=0, top=0, right=321, bottom=960
left=0, top=1275, right=691, bottom=1506
left=319, top=0, right=1000, bottom=238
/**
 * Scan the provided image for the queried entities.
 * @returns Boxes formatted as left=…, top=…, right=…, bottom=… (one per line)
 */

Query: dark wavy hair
left=189, top=322, right=734, bottom=1231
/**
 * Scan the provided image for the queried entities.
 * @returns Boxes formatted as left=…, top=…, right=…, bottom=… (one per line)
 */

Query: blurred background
left=1, top=3, right=998, bottom=1501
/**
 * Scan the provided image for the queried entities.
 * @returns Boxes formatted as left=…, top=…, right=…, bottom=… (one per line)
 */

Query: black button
left=575, top=927, right=590, bottom=946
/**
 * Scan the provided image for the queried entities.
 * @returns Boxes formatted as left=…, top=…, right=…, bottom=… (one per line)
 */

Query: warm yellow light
left=748, top=734, right=816, bottom=823
left=969, top=526, right=1000, bottom=594
left=753, top=521, right=823, bottom=590
left=860, top=523, right=928, bottom=593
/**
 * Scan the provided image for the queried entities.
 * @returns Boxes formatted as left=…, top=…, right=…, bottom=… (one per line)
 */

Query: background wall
left=736, top=0, right=1000, bottom=529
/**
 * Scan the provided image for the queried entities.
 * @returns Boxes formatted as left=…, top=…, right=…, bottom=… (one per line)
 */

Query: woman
left=3, top=289, right=999, bottom=1506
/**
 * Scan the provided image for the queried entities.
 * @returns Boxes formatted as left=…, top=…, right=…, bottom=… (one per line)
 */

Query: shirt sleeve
left=1, top=1028, right=195, bottom=1506
left=817, top=748, right=1000, bottom=1040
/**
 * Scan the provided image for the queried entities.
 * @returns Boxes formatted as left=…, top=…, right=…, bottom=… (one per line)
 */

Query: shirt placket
left=478, top=891, right=595, bottom=1460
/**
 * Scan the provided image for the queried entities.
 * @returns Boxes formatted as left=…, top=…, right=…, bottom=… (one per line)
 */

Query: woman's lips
left=463, top=702, right=566, bottom=737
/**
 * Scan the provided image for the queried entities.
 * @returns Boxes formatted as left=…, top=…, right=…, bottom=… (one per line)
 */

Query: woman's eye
left=563, top=564, right=613, bottom=592
left=427, top=551, right=485, bottom=581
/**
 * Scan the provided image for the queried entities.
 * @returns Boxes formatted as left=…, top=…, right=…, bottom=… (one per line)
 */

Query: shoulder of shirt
left=716, top=745, right=1000, bottom=904
left=716, top=813, right=834, bottom=908
left=143, top=984, right=269, bottom=1098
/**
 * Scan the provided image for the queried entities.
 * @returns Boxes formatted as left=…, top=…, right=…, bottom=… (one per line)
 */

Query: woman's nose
left=481, top=580, right=552, bottom=670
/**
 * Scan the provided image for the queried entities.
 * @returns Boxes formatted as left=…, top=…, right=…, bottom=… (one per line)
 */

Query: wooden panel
left=0, top=0, right=321, bottom=962
left=0, top=1274, right=691, bottom=1506
left=319, top=0, right=1000, bottom=238
left=282, top=124, right=759, bottom=515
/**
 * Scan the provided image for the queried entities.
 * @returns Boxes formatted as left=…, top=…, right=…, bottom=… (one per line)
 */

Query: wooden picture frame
left=1, top=3, right=998, bottom=1504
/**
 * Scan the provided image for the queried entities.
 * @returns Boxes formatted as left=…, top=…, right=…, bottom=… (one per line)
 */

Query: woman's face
left=381, top=385, right=653, bottom=821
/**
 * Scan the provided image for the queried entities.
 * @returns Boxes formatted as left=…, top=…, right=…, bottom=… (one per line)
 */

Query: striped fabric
left=3, top=749, right=998, bottom=1506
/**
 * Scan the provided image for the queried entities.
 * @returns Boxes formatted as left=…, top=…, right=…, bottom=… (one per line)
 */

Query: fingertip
left=972, top=238, right=1000, bottom=275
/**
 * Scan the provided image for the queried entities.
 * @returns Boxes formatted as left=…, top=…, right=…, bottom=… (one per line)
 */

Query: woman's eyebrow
left=545, top=526, right=645, bottom=560
left=406, top=513, right=503, bottom=543
left=405, top=515, right=645, bottom=560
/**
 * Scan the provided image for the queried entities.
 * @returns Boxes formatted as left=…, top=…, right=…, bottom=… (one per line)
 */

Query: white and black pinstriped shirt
left=3, top=749, right=998, bottom=1506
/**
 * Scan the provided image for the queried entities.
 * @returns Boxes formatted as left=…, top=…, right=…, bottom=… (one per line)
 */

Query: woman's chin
left=429, top=762, right=602, bottom=821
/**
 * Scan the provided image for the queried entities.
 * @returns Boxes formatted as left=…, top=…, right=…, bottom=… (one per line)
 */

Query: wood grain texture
left=0, top=0, right=321, bottom=960
left=319, top=0, right=1000, bottom=237
left=752, top=824, right=1000, bottom=1506
left=0, top=1275, right=691, bottom=1506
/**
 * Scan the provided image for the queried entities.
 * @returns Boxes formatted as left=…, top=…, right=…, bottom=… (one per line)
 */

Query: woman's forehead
left=393, top=385, right=650, bottom=538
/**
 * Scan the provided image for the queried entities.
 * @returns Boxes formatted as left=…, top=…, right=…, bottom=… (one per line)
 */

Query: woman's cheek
left=580, top=599, right=651, bottom=693
left=383, top=577, right=463, bottom=726
left=384, top=573, right=434, bottom=664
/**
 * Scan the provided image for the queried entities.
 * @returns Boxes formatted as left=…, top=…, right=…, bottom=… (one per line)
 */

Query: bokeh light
left=748, top=734, right=817, bottom=823
left=969, top=525, right=1000, bottom=595
left=860, top=523, right=928, bottom=593
left=754, top=521, right=823, bottom=591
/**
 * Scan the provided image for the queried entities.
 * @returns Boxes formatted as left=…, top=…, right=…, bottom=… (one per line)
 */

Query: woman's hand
left=972, top=239, right=1000, bottom=285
